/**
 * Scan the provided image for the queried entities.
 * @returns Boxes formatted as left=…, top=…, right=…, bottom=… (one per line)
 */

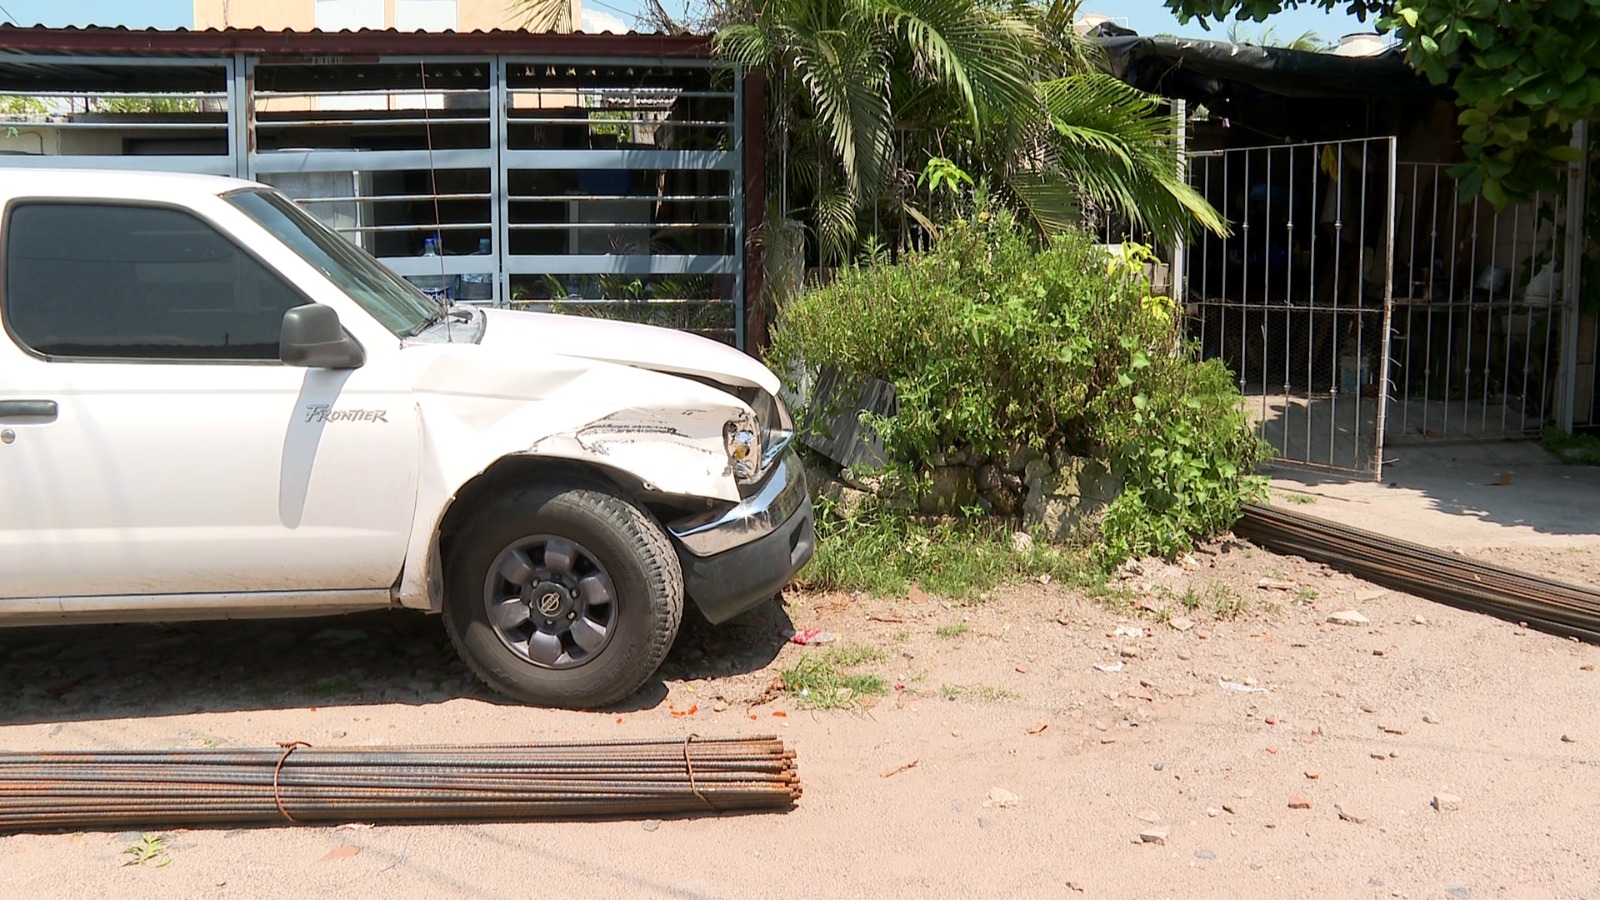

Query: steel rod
left=0, top=737, right=801, bottom=833
left=1236, top=503, right=1600, bottom=642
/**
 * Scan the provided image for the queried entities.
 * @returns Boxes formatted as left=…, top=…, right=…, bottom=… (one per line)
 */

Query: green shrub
left=771, top=201, right=1103, bottom=464
left=1093, top=338, right=1268, bottom=561
left=770, top=198, right=1264, bottom=563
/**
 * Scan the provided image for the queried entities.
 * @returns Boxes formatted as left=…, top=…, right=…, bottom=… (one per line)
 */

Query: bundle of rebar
left=0, top=736, right=800, bottom=831
left=1236, top=502, right=1600, bottom=643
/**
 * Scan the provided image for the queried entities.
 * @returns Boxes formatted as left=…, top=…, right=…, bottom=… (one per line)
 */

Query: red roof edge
left=0, top=25, right=714, bottom=59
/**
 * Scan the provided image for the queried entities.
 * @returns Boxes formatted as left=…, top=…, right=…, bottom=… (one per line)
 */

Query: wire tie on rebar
left=682, top=734, right=718, bottom=811
left=273, top=741, right=312, bottom=822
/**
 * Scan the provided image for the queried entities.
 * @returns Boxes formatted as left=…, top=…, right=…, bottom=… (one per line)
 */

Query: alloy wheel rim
left=482, top=534, right=618, bottom=669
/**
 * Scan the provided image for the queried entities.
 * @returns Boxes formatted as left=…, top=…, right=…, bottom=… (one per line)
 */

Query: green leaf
left=1546, top=144, right=1585, bottom=163
left=1132, top=394, right=1149, bottom=411
left=1481, top=176, right=1509, bottom=208
left=1482, top=45, right=1521, bottom=69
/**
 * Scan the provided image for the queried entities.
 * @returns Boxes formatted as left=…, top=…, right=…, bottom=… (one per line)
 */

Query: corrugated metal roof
left=0, top=24, right=713, bottom=59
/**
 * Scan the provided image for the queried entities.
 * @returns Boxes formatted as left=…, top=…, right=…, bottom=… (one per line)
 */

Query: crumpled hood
left=478, top=308, right=780, bottom=395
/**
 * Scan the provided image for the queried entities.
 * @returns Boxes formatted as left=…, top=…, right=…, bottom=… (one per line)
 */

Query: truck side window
left=4, top=202, right=308, bottom=362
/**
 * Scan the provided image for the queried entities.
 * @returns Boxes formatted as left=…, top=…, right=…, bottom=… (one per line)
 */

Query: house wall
left=192, top=0, right=583, bottom=32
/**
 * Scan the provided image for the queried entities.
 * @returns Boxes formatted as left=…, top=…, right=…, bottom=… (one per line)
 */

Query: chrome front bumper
left=668, top=445, right=810, bottom=557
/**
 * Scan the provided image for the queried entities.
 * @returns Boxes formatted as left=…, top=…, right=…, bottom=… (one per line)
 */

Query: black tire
left=443, top=482, right=683, bottom=708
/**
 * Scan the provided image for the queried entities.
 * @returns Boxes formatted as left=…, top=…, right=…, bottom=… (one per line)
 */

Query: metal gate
left=1183, top=137, right=1574, bottom=479
left=1386, top=162, right=1569, bottom=447
left=1184, top=137, right=1397, bottom=477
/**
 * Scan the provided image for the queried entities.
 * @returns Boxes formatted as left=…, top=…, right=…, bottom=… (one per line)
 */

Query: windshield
left=224, top=188, right=438, bottom=337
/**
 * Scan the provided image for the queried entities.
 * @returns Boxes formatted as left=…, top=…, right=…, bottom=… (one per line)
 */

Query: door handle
left=0, top=400, right=58, bottom=422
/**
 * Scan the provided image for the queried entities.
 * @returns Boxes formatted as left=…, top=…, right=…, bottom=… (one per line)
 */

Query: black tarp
left=1094, top=26, right=1448, bottom=101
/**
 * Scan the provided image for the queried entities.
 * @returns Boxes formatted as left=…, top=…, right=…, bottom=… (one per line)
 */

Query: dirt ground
left=0, top=538, right=1597, bottom=900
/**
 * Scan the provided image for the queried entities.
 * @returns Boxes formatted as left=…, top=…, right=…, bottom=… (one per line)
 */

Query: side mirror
left=280, top=304, right=365, bottom=369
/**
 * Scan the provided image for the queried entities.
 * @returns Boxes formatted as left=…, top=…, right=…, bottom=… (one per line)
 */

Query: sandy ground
left=0, top=538, right=1597, bottom=900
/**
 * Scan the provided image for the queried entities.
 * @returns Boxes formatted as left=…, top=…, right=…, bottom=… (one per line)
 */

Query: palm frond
left=857, top=0, right=1038, bottom=136
left=1038, top=74, right=1227, bottom=240
left=901, top=200, right=940, bottom=242
left=1000, top=172, right=1081, bottom=237
left=513, top=0, right=573, bottom=33
left=759, top=213, right=809, bottom=313
left=714, top=22, right=775, bottom=69
left=812, top=176, right=861, bottom=266
left=789, top=28, right=893, bottom=197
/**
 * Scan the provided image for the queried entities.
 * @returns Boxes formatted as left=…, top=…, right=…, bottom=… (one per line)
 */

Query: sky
left=0, top=0, right=1372, bottom=41
left=0, top=0, right=191, bottom=28
left=598, top=0, right=1373, bottom=40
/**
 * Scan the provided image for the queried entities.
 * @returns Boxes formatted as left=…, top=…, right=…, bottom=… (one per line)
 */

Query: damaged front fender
left=395, top=348, right=752, bottom=609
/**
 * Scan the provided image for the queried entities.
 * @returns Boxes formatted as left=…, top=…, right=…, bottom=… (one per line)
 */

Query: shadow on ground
left=0, top=599, right=792, bottom=726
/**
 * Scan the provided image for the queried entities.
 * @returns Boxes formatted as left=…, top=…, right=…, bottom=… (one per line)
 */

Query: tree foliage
left=513, top=0, right=1225, bottom=289
left=717, top=0, right=1223, bottom=270
left=1166, top=0, right=1600, bottom=204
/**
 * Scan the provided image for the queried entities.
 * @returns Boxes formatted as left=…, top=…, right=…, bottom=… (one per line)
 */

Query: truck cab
left=0, top=169, right=813, bottom=708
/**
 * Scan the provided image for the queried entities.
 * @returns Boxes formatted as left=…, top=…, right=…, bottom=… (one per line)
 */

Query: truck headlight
left=725, top=416, right=762, bottom=482
left=750, top=391, right=794, bottom=463
left=727, top=391, right=793, bottom=484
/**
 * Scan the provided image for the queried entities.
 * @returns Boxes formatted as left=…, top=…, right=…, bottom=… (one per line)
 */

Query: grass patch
left=1283, top=492, right=1318, bottom=505
left=1542, top=426, right=1600, bottom=465
left=940, top=683, right=1022, bottom=702
left=1296, top=586, right=1319, bottom=601
left=802, top=496, right=1093, bottom=599
left=935, top=622, right=970, bottom=639
left=121, top=833, right=171, bottom=868
left=827, top=642, right=888, bottom=667
left=1210, top=584, right=1247, bottom=619
left=780, top=651, right=888, bottom=710
left=1084, top=582, right=1138, bottom=615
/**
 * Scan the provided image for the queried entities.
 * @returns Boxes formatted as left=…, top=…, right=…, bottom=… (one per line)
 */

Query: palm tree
left=1224, top=19, right=1331, bottom=52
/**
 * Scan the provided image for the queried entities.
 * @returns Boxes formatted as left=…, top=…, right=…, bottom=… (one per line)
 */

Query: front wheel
left=443, top=483, right=683, bottom=708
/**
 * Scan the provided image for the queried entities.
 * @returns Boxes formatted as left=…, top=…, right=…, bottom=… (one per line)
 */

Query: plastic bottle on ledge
left=411, top=235, right=451, bottom=304
left=455, top=237, right=494, bottom=303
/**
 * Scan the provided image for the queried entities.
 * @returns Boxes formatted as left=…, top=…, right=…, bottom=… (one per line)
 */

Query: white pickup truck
left=0, top=170, right=814, bottom=708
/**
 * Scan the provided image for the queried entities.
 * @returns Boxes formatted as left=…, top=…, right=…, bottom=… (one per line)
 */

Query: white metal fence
left=0, top=51, right=747, bottom=346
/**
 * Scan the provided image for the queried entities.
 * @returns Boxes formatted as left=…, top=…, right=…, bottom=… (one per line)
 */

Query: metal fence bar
left=1561, top=121, right=1589, bottom=432
left=502, top=254, right=737, bottom=275
left=1328, top=141, right=1345, bottom=465
left=1500, top=199, right=1520, bottom=433
left=1421, top=163, right=1442, bottom=438
left=1304, top=143, right=1320, bottom=463
left=730, top=66, right=746, bottom=350
left=1374, top=136, right=1397, bottom=481
left=1351, top=141, right=1370, bottom=470
left=1521, top=192, right=1541, bottom=433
